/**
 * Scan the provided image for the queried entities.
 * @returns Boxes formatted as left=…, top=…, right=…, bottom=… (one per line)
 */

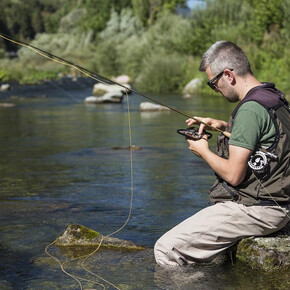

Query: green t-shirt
left=228, top=101, right=276, bottom=151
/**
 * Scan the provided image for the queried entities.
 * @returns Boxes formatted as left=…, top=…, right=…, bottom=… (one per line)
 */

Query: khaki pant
left=154, top=201, right=289, bottom=267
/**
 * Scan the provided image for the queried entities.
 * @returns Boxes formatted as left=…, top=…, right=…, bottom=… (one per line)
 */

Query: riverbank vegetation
left=0, top=0, right=289, bottom=97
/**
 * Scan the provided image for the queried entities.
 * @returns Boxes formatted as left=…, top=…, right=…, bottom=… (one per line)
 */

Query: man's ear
left=224, top=69, right=235, bottom=85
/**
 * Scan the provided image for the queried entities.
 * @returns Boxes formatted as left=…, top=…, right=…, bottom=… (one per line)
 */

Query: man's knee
left=154, top=237, right=168, bottom=266
left=154, top=237, right=186, bottom=267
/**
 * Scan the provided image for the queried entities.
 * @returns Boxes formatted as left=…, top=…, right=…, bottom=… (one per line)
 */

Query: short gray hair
left=199, top=41, right=253, bottom=76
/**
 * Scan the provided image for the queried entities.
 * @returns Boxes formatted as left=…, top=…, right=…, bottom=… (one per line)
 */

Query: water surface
left=0, top=79, right=287, bottom=289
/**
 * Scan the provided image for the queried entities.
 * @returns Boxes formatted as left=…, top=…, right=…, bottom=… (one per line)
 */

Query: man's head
left=200, top=41, right=254, bottom=102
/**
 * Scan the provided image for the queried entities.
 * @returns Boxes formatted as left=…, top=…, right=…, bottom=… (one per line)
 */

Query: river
left=0, top=78, right=287, bottom=289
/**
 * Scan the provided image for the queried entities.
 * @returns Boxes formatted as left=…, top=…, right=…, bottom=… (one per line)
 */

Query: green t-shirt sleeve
left=228, top=102, right=275, bottom=150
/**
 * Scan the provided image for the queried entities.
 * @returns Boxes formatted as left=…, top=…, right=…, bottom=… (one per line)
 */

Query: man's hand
left=185, top=116, right=252, bottom=186
left=187, top=135, right=209, bottom=157
left=186, top=116, right=227, bottom=135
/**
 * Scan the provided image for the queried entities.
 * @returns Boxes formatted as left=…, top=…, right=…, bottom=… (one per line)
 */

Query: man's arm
left=187, top=139, right=252, bottom=186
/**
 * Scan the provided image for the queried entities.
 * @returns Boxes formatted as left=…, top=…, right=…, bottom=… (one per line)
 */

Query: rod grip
left=222, top=131, right=231, bottom=138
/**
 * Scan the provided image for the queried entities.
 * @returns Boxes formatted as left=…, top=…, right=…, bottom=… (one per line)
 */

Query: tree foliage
left=131, top=0, right=186, bottom=26
left=0, top=0, right=289, bottom=95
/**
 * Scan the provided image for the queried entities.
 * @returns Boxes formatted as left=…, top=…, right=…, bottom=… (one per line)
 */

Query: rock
left=112, top=75, right=131, bottom=85
left=85, top=91, right=124, bottom=104
left=55, top=224, right=145, bottom=251
left=0, top=84, right=11, bottom=92
left=236, top=222, right=290, bottom=270
left=0, top=103, right=15, bottom=108
left=92, top=83, right=131, bottom=96
left=139, top=102, right=171, bottom=112
left=112, top=145, right=142, bottom=150
left=182, top=78, right=203, bottom=98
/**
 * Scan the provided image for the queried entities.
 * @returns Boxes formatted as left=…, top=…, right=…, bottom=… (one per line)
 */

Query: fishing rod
left=0, top=33, right=231, bottom=138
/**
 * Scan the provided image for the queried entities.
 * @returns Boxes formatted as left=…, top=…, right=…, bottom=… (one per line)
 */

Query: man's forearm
left=199, top=146, right=251, bottom=186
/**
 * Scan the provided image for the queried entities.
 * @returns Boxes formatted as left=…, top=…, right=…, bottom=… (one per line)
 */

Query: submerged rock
left=55, top=224, right=145, bottom=251
left=112, top=145, right=142, bottom=150
left=236, top=222, right=290, bottom=270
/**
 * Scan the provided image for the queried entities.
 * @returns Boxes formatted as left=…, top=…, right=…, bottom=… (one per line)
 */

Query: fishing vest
left=209, top=83, right=290, bottom=206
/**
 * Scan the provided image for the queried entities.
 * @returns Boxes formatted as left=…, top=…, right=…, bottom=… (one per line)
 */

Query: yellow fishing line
left=1, top=33, right=135, bottom=289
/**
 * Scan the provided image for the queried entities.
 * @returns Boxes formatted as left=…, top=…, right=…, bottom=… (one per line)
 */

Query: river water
left=0, top=79, right=287, bottom=289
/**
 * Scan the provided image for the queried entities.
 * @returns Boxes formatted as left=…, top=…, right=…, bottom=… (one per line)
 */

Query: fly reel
left=248, top=151, right=268, bottom=173
left=248, top=150, right=278, bottom=174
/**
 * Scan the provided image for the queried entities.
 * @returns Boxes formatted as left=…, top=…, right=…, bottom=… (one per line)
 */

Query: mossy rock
left=54, top=224, right=145, bottom=251
left=236, top=235, right=290, bottom=271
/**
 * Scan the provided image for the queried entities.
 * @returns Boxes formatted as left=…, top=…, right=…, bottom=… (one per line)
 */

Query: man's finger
left=198, top=124, right=205, bottom=135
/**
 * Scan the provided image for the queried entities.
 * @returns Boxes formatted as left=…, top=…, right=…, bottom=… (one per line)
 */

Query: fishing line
left=45, top=239, right=107, bottom=289
left=0, top=33, right=230, bottom=137
left=253, top=173, right=290, bottom=220
left=44, top=91, right=134, bottom=289
left=80, top=90, right=135, bottom=290
left=0, top=33, right=135, bottom=288
left=49, top=80, right=83, bottom=104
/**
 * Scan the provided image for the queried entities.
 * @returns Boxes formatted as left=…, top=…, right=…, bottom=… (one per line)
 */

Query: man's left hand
left=187, top=135, right=209, bottom=157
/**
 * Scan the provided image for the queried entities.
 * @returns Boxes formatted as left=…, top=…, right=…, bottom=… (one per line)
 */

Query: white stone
left=139, top=102, right=170, bottom=111
left=112, top=75, right=131, bottom=84
left=182, top=78, right=203, bottom=98
left=0, top=103, right=15, bottom=107
left=0, top=84, right=11, bottom=91
left=85, top=91, right=123, bottom=104
left=93, top=83, right=131, bottom=96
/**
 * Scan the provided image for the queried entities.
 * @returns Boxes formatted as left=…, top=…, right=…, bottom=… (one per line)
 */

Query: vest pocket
left=209, top=180, right=240, bottom=202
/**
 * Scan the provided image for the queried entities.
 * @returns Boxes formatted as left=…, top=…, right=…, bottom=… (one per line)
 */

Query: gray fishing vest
left=209, top=83, right=290, bottom=206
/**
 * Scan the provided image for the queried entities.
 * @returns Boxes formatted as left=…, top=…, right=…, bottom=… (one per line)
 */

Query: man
left=154, top=41, right=290, bottom=267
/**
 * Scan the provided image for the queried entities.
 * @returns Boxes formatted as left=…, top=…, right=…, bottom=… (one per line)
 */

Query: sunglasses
left=207, top=69, right=233, bottom=91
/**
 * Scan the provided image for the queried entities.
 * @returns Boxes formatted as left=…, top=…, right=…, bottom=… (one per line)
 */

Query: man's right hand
left=186, top=116, right=227, bottom=135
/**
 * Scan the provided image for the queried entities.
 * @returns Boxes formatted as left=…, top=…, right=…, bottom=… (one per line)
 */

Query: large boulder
left=236, top=222, right=290, bottom=270
left=182, top=78, right=203, bottom=98
left=93, top=83, right=131, bottom=96
left=55, top=224, right=145, bottom=251
left=85, top=91, right=124, bottom=104
left=139, top=102, right=170, bottom=112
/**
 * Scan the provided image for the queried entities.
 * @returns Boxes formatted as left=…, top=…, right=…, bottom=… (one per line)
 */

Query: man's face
left=205, top=67, right=239, bottom=103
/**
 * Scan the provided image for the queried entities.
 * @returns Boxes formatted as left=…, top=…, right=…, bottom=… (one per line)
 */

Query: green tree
left=79, top=0, right=133, bottom=36
left=131, top=0, right=186, bottom=26
left=244, top=0, right=284, bottom=44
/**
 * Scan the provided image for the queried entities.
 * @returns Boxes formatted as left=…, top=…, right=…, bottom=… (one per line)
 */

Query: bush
left=0, top=57, right=61, bottom=84
left=142, top=12, right=192, bottom=55
left=92, top=8, right=144, bottom=78
left=15, top=31, right=96, bottom=78
left=135, top=50, right=192, bottom=93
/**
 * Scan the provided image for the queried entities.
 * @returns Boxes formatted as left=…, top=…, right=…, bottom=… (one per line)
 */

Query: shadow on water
left=0, top=79, right=288, bottom=289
